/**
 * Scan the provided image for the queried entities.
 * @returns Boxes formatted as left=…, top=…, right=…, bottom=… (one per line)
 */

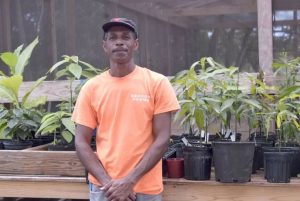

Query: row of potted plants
left=0, top=37, right=101, bottom=150
left=167, top=55, right=300, bottom=183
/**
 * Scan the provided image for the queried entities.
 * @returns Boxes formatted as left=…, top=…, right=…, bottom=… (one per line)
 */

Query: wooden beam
left=257, top=0, right=273, bottom=75
left=106, top=0, right=194, bottom=28
left=273, top=0, right=300, bottom=10
left=0, top=178, right=88, bottom=199
left=166, top=0, right=257, bottom=16
left=0, top=0, right=12, bottom=51
left=0, top=150, right=85, bottom=176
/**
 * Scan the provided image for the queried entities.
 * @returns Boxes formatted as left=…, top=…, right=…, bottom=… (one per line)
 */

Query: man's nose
left=115, top=39, right=124, bottom=46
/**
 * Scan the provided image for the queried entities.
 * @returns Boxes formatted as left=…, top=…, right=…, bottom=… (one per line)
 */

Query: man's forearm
left=76, top=141, right=111, bottom=185
left=126, top=137, right=168, bottom=183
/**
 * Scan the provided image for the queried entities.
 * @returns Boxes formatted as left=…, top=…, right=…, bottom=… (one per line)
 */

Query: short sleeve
left=72, top=84, right=97, bottom=129
left=154, top=77, right=180, bottom=115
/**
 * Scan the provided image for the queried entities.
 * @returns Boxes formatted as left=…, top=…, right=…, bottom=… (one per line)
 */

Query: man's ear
left=102, top=40, right=108, bottom=53
left=134, top=39, right=139, bottom=51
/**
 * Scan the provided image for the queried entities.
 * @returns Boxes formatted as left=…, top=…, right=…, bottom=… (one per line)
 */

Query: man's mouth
left=113, top=49, right=127, bottom=53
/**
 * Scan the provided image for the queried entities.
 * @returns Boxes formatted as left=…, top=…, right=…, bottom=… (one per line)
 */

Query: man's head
left=102, top=18, right=138, bottom=40
left=102, top=18, right=139, bottom=64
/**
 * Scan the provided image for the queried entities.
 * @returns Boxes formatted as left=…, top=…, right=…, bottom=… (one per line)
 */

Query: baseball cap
left=102, top=17, right=138, bottom=38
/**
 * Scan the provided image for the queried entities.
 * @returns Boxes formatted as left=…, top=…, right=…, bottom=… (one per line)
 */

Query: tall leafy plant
left=0, top=37, right=47, bottom=141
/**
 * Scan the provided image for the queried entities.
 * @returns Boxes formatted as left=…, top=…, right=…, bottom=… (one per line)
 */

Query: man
left=72, top=17, right=179, bottom=201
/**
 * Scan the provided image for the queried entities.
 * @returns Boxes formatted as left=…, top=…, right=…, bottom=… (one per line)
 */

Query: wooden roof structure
left=107, top=0, right=300, bottom=75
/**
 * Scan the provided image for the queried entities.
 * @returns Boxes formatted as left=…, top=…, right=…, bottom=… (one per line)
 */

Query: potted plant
left=208, top=59, right=261, bottom=183
left=263, top=54, right=300, bottom=183
left=0, top=37, right=48, bottom=149
left=171, top=57, right=224, bottom=180
left=35, top=55, right=101, bottom=151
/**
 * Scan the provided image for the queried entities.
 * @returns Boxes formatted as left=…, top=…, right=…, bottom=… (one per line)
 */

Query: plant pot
left=0, top=142, right=4, bottom=150
left=263, top=147, right=300, bottom=177
left=183, top=145, right=212, bottom=180
left=167, top=158, right=184, bottom=178
left=212, top=141, right=255, bottom=183
left=170, top=143, right=184, bottom=158
left=264, top=152, right=292, bottom=183
left=162, top=147, right=176, bottom=177
left=252, top=141, right=274, bottom=173
left=3, top=140, right=33, bottom=150
left=48, top=143, right=75, bottom=151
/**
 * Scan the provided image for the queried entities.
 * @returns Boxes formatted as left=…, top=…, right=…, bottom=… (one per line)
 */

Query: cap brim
left=102, top=22, right=135, bottom=33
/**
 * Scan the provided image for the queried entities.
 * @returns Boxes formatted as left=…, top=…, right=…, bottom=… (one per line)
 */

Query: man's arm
left=103, top=112, right=171, bottom=200
left=75, top=124, right=111, bottom=185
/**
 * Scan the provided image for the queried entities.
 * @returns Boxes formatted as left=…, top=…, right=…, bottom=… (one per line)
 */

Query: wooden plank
left=273, top=0, right=300, bottom=10
left=166, top=0, right=257, bottom=16
left=0, top=150, right=85, bottom=176
left=0, top=179, right=88, bottom=199
left=257, top=0, right=273, bottom=76
left=107, top=0, right=195, bottom=28
left=163, top=181, right=300, bottom=201
left=0, top=80, right=81, bottom=103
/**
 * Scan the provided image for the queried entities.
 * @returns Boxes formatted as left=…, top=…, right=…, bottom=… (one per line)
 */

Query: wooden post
left=257, top=0, right=273, bottom=76
left=0, top=0, right=12, bottom=51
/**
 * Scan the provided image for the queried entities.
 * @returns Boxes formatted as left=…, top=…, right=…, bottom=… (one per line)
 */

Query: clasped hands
left=102, top=177, right=137, bottom=201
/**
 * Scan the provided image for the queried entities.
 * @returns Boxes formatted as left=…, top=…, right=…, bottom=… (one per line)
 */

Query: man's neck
left=109, top=61, right=136, bottom=77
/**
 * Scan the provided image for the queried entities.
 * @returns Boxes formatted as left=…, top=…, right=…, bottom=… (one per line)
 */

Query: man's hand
left=103, top=177, right=136, bottom=201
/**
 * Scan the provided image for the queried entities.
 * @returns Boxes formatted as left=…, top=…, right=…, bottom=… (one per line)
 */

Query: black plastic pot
left=252, top=141, right=274, bottom=173
left=183, top=145, right=212, bottom=180
left=212, top=141, right=255, bottom=183
left=170, top=143, right=184, bottom=158
left=264, top=152, right=292, bottom=183
left=263, top=147, right=300, bottom=177
left=48, top=143, right=75, bottom=151
left=3, top=140, right=33, bottom=150
left=0, top=142, right=4, bottom=150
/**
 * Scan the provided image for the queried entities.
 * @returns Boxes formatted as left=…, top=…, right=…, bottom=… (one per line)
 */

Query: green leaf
left=37, top=114, right=59, bottom=134
left=14, top=44, right=24, bottom=56
left=62, top=117, right=75, bottom=135
left=68, top=63, right=82, bottom=79
left=8, top=118, right=19, bottom=129
left=220, top=98, right=234, bottom=112
left=22, top=76, right=47, bottom=106
left=40, top=124, right=58, bottom=135
left=0, top=75, right=23, bottom=105
left=61, top=130, right=73, bottom=143
left=78, top=60, right=100, bottom=74
left=15, top=37, right=39, bottom=75
left=194, top=109, right=205, bottom=129
left=23, top=96, right=47, bottom=109
left=0, top=109, right=8, bottom=119
left=0, top=52, right=17, bottom=74
left=242, top=99, right=262, bottom=109
left=48, top=59, right=68, bottom=74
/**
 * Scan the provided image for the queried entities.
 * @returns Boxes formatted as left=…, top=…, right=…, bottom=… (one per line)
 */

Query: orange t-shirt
left=72, top=66, right=179, bottom=194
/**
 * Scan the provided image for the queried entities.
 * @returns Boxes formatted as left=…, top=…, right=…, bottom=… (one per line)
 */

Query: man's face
left=103, top=26, right=138, bottom=64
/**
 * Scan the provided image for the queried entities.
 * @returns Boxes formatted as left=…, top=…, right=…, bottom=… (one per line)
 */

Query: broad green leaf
left=0, top=109, right=8, bottom=119
left=194, top=109, right=205, bottom=129
left=68, top=63, right=82, bottom=79
left=37, top=114, right=59, bottom=134
left=61, top=130, right=73, bottom=143
left=22, top=76, right=47, bottom=106
left=69, top=55, right=79, bottom=63
left=0, top=75, right=23, bottom=104
left=55, top=69, right=69, bottom=79
left=23, top=96, right=47, bottom=109
left=14, top=44, right=24, bottom=56
left=48, top=59, right=68, bottom=74
left=62, top=117, right=75, bottom=135
left=0, top=71, right=5, bottom=76
left=22, top=120, right=38, bottom=128
left=15, top=37, right=39, bottom=75
left=242, top=99, right=262, bottom=109
left=0, top=52, right=17, bottom=73
left=220, top=98, right=234, bottom=112
left=8, top=118, right=19, bottom=129
left=41, top=124, right=59, bottom=135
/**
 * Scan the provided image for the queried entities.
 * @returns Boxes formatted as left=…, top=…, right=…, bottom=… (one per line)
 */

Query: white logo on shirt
left=131, top=94, right=150, bottom=102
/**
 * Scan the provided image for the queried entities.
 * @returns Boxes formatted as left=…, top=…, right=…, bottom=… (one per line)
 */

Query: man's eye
left=123, top=35, right=130, bottom=40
